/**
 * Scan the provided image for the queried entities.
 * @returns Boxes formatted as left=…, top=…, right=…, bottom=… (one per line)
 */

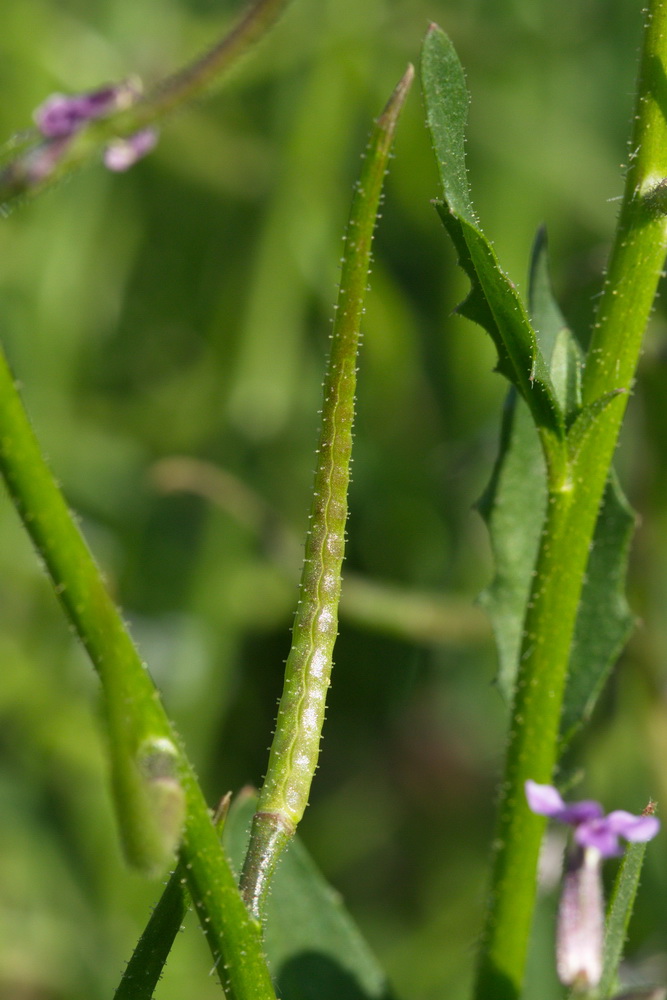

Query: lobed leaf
left=478, top=231, right=636, bottom=744
left=560, top=471, right=636, bottom=745
left=421, top=25, right=564, bottom=468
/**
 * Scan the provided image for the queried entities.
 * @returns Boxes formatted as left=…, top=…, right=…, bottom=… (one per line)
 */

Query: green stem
left=599, top=812, right=655, bottom=999
left=114, top=798, right=230, bottom=1000
left=114, top=870, right=188, bottom=1000
left=0, top=347, right=178, bottom=874
left=473, top=3, right=667, bottom=997
left=0, top=345, right=276, bottom=1000
left=239, top=64, right=414, bottom=920
left=136, top=0, right=291, bottom=122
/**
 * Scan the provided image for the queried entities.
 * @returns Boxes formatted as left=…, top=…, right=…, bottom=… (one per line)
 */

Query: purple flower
left=525, top=780, right=660, bottom=857
left=103, top=128, right=159, bottom=171
left=31, top=81, right=158, bottom=175
left=526, top=781, right=659, bottom=992
left=33, top=82, right=138, bottom=138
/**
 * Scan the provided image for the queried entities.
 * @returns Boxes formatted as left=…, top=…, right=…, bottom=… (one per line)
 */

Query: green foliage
left=600, top=824, right=657, bottom=999
left=0, top=2, right=665, bottom=1000
left=421, top=13, right=667, bottom=1000
left=560, top=472, right=636, bottom=745
left=421, top=26, right=565, bottom=478
left=476, top=390, right=545, bottom=698
left=478, top=232, right=637, bottom=746
left=0, top=336, right=276, bottom=996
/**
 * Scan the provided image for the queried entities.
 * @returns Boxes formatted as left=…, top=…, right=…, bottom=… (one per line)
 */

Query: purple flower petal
left=525, top=781, right=566, bottom=816
left=525, top=781, right=604, bottom=825
left=555, top=800, right=604, bottom=825
left=605, top=811, right=661, bottom=843
left=575, top=820, right=623, bottom=858
left=103, top=128, right=158, bottom=171
left=33, top=81, right=139, bottom=139
left=34, top=88, right=118, bottom=137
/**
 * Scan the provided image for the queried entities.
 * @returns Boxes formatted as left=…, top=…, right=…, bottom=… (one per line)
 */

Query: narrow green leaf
left=528, top=227, right=569, bottom=361
left=599, top=813, right=656, bottom=999
left=228, top=793, right=393, bottom=1000
left=528, top=227, right=582, bottom=420
left=240, top=65, right=414, bottom=920
left=421, top=25, right=565, bottom=471
left=550, top=328, right=583, bottom=422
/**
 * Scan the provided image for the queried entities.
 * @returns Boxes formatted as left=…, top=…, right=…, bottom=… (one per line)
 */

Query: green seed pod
left=240, top=64, right=414, bottom=920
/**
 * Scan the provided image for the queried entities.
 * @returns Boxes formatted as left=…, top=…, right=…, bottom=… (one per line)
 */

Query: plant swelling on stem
left=0, top=345, right=277, bottom=1000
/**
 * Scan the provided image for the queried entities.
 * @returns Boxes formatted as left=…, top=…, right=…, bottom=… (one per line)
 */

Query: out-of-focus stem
left=0, top=344, right=276, bottom=1000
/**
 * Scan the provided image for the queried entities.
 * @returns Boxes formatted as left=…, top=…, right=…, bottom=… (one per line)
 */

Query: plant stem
left=239, top=64, right=414, bottom=920
left=114, top=870, right=188, bottom=1000
left=136, top=0, right=292, bottom=123
left=114, top=797, right=230, bottom=1000
left=473, top=2, right=667, bottom=997
left=0, top=345, right=276, bottom=1000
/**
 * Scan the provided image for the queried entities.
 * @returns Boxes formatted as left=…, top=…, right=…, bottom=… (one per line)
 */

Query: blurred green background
left=0, top=0, right=666, bottom=998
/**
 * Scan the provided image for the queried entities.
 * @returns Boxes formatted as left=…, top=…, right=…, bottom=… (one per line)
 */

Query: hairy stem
left=474, top=3, right=667, bottom=997
left=0, top=345, right=276, bottom=1000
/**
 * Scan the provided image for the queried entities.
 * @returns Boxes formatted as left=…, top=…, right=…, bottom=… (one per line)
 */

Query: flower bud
left=556, top=845, right=604, bottom=992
